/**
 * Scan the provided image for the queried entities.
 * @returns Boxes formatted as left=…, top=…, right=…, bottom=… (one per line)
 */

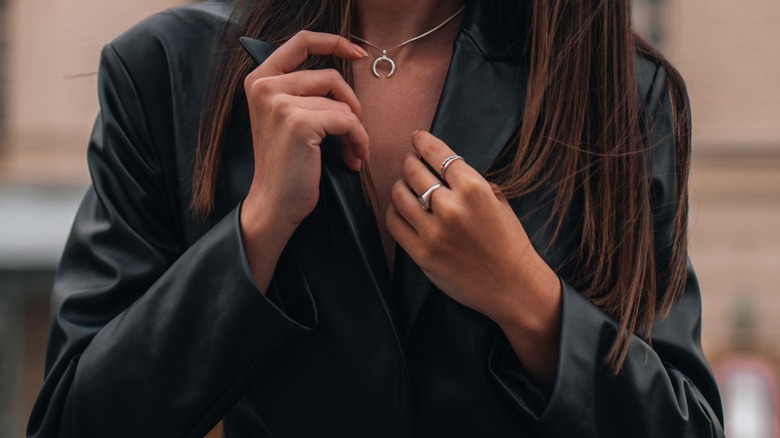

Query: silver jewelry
left=350, top=6, right=466, bottom=78
left=418, top=183, right=443, bottom=211
left=439, top=154, right=464, bottom=183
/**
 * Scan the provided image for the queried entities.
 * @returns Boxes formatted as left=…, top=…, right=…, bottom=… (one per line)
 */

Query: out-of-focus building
left=0, top=0, right=778, bottom=436
left=642, top=0, right=780, bottom=435
left=1, top=0, right=194, bottom=185
left=0, top=1, right=193, bottom=436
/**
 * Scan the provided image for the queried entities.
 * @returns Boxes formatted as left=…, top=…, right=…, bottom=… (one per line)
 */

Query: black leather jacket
left=28, top=1, right=725, bottom=437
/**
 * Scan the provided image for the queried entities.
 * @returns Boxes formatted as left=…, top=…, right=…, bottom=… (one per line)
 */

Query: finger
left=401, top=154, right=445, bottom=199
left=342, top=145, right=360, bottom=171
left=259, top=31, right=368, bottom=76
left=276, top=69, right=363, bottom=120
left=411, top=130, right=472, bottom=186
left=340, top=135, right=361, bottom=171
left=290, top=94, right=365, bottom=167
left=248, top=69, right=363, bottom=120
left=310, top=109, right=370, bottom=163
left=385, top=202, right=418, bottom=247
left=389, top=179, right=431, bottom=229
left=282, top=95, right=352, bottom=113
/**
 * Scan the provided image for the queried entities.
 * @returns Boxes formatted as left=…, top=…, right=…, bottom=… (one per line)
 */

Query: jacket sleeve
left=488, top=63, right=725, bottom=437
left=26, top=43, right=317, bottom=438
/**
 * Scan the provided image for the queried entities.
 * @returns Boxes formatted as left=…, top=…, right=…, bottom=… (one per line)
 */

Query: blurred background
left=0, top=0, right=778, bottom=437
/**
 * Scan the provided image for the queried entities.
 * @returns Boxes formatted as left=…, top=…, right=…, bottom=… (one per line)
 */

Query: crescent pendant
left=371, top=51, right=396, bottom=78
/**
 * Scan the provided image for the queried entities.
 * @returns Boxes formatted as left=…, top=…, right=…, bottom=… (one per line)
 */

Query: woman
left=28, top=0, right=724, bottom=436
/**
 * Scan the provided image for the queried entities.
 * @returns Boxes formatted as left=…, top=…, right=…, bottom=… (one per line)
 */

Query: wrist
left=492, top=256, right=562, bottom=337
left=491, top=259, right=562, bottom=387
left=239, top=191, right=299, bottom=292
left=241, top=189, right=298, bottom=242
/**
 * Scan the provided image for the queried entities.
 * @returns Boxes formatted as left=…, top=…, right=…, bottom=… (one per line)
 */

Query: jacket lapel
left=395, top=1, right=529, bottom=341
left=319, top=140, right=398, bottom=327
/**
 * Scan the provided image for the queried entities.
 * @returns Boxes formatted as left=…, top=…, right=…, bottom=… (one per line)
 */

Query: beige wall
left=1, top=0, right=190, bottom=184
left=690, top=159, right=780, bottom=355
left=664, top=0, right=780, bottom=151
left=656, top=0, right=780, bottom=357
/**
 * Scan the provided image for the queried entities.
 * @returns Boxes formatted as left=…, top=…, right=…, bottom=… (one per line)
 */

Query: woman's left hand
left=386, top=131, right=561, bottom=355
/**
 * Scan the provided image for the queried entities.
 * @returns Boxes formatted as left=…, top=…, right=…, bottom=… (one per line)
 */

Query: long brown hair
left=192, top=0, right=691, bottom=372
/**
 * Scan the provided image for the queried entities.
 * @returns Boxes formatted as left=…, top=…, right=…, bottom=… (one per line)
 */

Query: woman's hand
left=242, top=31, right=370, bottom=231
left=240, top=31, right=370, bottom=290
left=386, top=131, right=562, bottom=385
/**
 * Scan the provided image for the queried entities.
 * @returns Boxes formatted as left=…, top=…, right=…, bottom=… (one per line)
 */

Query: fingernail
left=352, top=43, right=369, bottom=57
left=412, top=130, right=421, bottom=136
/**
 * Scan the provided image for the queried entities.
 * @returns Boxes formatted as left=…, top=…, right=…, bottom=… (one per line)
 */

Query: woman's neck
left=353, top=0, right=467, bottom=50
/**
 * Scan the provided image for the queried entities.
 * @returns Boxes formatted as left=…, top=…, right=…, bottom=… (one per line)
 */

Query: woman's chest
left=353, top=62, right=450, bottom=268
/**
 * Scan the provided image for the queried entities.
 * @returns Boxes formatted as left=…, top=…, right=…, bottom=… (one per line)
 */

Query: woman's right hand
left=240, top=31, right=370, bottom=290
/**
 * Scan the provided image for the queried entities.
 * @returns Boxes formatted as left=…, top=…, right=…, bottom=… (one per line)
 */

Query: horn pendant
left=371, top=50, right=396, bottom=78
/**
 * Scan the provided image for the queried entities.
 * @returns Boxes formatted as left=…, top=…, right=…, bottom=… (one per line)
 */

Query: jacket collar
left=460, top=0, right=528, bottom=60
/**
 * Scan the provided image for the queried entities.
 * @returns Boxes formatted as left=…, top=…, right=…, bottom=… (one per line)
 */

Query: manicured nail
left=351, top=43, right=369, bottom=57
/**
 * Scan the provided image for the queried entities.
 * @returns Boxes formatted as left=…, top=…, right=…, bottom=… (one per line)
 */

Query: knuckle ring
left=418, top=183, right=443, bottom=212
left=440, top=155, right=464, bottom=183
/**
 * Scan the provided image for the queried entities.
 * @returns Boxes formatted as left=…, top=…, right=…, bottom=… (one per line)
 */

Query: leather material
left=28, top=1, right=724, bottom=437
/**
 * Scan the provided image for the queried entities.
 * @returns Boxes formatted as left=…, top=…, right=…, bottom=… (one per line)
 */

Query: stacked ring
left=440, top=155, right=464, bottom=183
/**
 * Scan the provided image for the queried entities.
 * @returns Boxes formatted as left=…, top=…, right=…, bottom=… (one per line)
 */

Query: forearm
left=494, top=252, right=562, bottom=387
left=240, top=194, right=298, bottom=292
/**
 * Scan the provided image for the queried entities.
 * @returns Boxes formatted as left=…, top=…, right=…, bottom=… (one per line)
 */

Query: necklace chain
left=350, top=6, right=466, bottom=78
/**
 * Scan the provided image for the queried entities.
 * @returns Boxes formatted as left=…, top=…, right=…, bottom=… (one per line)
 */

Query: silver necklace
left=350, top=6, right=466, bottom=78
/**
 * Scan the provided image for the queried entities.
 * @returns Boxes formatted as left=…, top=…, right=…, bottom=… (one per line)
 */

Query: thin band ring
left=440, top=155, right=464, bottom=183
left=418, top=183, right=443, bottom=211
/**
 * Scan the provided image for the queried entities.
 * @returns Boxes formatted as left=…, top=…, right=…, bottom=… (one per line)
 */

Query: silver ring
left=440, top=155, right=464, bottom=182
left=418, top=183, right=443, bottom=211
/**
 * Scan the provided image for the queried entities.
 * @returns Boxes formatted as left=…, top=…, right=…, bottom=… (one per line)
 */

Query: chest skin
left=351, top=46, right=454, bottom=273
